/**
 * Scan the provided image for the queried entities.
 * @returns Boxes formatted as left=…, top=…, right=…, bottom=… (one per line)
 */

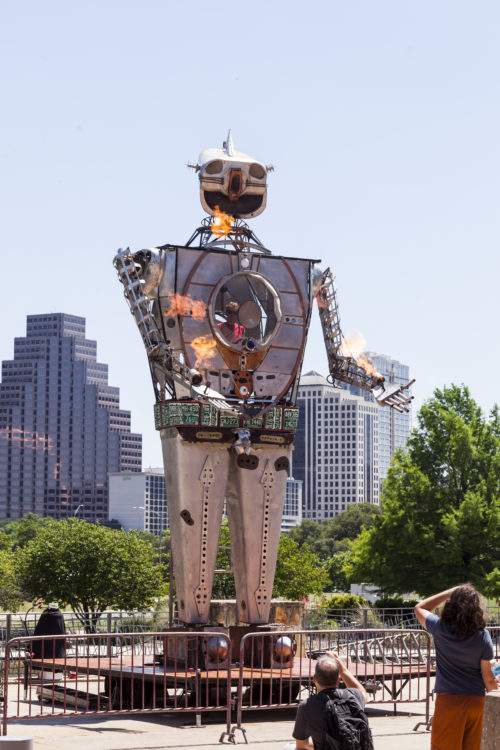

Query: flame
left=190, top=335, right=218, bottom=369
left=164, top=293, right=206, bottom=321
left=211, top=205, right=234, bottom=237
left=340, top=331, right=381, bottom=378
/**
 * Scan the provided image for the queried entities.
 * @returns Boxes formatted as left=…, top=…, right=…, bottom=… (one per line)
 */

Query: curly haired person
left=415, top=584, right=499, bottom=750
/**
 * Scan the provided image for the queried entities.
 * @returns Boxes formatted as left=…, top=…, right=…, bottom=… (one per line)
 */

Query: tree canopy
left=0, top=513, right=53, bottom=551
left=347, top=385, right=500, bottom=597
left=272, top=535, right=330, bottom=599
left=0, top=549, right=24, bottom=610
left=211, top=521, right=330, bottom=600
left=288, top=504, right=381, bottom=560
left=211, top=521, right=235, bottom=600
left=15, top=519, right=166, bottom=630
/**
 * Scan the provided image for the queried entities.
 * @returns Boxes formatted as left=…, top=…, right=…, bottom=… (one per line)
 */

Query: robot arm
left=316, top=267, right=414, bottom=413
left=114, top=247, right=234, bottom=410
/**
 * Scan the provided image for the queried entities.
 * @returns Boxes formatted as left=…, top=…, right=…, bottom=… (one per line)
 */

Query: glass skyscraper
left=341, top=353, right=411, bottom=487
left=365, top=352, right=411, bottom=484
left=0, top=313, right=142, bottom=522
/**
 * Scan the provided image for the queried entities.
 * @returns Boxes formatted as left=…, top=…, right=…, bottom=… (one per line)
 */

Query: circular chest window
left=209, top=271, right=282, bottom=351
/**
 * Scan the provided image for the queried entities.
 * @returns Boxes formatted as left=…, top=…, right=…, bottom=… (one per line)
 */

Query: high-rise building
left=109, top=468, right=168, bottom=536
left=365, top=352, right=411, bottom=483
left=293, top=371, right=380, bottom=521
left=0, top=313, right=142, bottom=522
left=341, top=353, right=411, bottom=486
left=282, top=477, right=303, bottom=531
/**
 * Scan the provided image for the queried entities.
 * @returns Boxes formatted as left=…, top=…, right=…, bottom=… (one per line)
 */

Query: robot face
left=197, top=133, right=268, bottom=219
left=209, top=271, right=282, bottom=352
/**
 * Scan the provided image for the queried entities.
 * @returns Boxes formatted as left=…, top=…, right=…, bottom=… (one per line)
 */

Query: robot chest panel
left=158, top=247, right=313, bottom=400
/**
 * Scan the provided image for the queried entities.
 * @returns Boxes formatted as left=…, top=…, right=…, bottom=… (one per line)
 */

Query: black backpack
left=319, top=689, right=374, bottom=750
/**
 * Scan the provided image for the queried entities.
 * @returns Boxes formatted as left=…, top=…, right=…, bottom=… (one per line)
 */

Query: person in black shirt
left=292, top=651, right=368, bottom=750
left=32, top=602, right=66, bottom=661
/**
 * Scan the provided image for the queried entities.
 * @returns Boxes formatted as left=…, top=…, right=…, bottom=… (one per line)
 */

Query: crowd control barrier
left=1, top=631, right=232, bottom=740
left=6, top=625, right=483, bottom=741
left=233, top=629, right=432, bottom=742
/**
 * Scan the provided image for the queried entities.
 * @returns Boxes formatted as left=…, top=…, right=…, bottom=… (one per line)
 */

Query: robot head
left=194, top=131, right=270, bottom=219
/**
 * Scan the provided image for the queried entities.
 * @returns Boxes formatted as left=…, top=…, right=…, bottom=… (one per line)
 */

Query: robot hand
left=372, top=379, right=415, bottom=413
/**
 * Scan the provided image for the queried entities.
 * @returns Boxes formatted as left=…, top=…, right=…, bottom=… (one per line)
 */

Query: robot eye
left=249, top=163, right=266, bottom=179
left=205, top=160, right=223, bottom=174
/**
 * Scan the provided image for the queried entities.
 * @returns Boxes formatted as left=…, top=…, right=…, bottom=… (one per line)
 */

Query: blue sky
left=1, top=1, right=499, bottom=466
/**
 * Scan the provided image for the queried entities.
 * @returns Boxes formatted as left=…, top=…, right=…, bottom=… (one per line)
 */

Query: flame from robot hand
left=190, top=335, right=218, bottom=369
left=340, top=331, right=381, bottom=378
left=164, top=294, right=207, bottom=321
left=211, top=205, right=235, bottom=237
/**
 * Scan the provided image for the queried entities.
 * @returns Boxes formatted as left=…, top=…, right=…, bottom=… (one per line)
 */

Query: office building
left=342, top=353, right=411, bottom=486
left=365, top=352, right=411, bottom=483
left=0, top=313, right=142, bottom=522
left=282, top=477, right=303, bottom=531
left=294, top=371, right=380, bottom=521
left=109, top=468, right=168, bottom=536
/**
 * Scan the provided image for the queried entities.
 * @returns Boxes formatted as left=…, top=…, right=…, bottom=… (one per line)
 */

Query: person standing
left=292, top=651, right=370, bottom=750
left=414, top=584, right=499, bottom=749
left=32, top=601, right=66, bottom=660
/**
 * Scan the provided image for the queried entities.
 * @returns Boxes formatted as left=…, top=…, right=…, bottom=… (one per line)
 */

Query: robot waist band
left=153, top=401, right=299, bottom=432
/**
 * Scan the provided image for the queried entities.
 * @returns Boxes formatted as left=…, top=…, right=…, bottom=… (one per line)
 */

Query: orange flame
left=340, top=331, right=381, bottom=378
left=211, top=205, right=234, bottom=237
left=190, top=335, right=218, bottom=369
left=164, top=293, right=206, bottom=321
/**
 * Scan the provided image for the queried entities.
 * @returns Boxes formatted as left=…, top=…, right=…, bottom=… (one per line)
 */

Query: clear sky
left=1, top=1, right=498, bottom=467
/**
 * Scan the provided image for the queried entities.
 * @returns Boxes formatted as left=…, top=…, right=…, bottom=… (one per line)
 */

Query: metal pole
left=169, top=548, right=175, bottom=628
left=106, top=612, right=112, bottom=657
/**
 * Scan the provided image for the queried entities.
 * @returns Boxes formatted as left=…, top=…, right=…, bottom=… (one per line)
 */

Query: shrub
left=318, top=593, right=367, bottom=609
left=373, top=596, right=418, bottom=608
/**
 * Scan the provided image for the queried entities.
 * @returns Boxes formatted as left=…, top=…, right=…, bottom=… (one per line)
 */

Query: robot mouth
left=228, top=169, right=242, bottom=200
left=203, top=191, right=263, bottom=217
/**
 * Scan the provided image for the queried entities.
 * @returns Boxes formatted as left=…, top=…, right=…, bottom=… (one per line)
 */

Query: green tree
left=273, top=535, right=330, bottom=599
left=211, top=521, right=235, bottom=599
left=0, top=549, right=24, bottom=610
left=130, top=528, right=171, bottom=568
left=15, top=519, right=166, bottom=631
left=288, top=519, right=324, bottom=551
left=210, top=523, right=330, bottom=600
left=288, top=505, right=380, bottom=560
left=347, top=385, right=500, bottom=597
left=324, top=550, right=352, bottom=593
left=0, top=513, right=53, bottom=550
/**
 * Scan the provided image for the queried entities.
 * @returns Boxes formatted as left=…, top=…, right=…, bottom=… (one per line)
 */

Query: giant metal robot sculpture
left=114, top=133, right=413, bottom=627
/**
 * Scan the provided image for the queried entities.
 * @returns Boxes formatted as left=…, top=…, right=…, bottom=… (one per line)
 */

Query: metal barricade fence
left=490, top=626, right=500, bottom=657
left=3, top=626, right=495, bottom=740
left=2, top=631, right=232, bottom=739
left=234, top=629, right=432, bottom=742
left=0, top=610, right=180, bottom=655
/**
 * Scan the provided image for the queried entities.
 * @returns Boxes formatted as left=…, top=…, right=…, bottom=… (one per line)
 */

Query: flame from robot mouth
left=340, top=331, right=381, bottom=378
left=164, top=293, right=207, bottom=321
left=211, top=205, right=235, bottom=237
left=190, top=335, right=218, bottom=369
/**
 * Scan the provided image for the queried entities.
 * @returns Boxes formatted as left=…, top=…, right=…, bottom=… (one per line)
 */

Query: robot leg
left=160, top=431, right=230, bottom=624
left=225, top=445, right=292, bottom=624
